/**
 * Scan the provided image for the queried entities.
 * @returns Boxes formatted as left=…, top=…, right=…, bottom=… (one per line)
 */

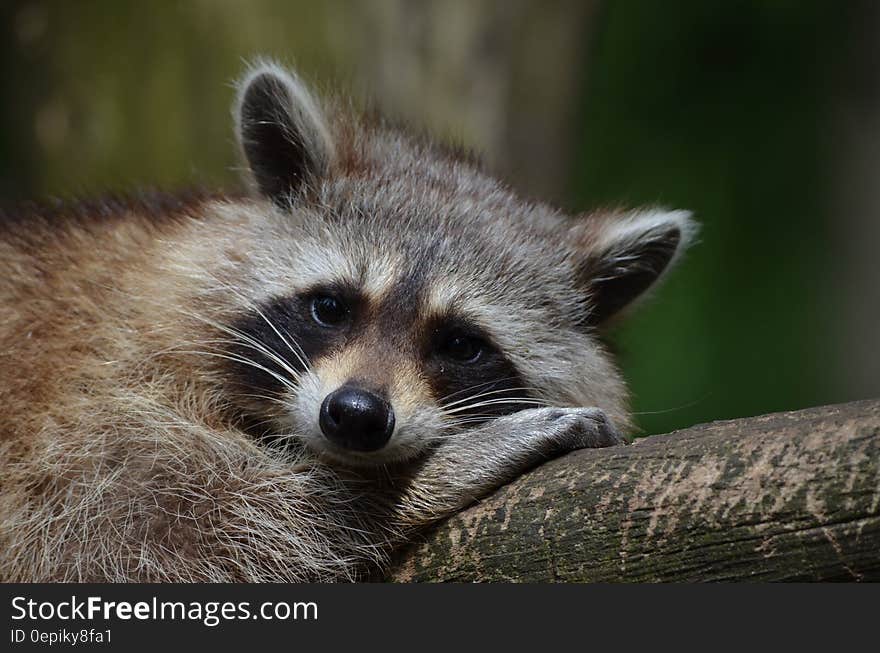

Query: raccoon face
left=225, top=253, right=534, bottom=467
left=225, top=62, right=696, bottom=467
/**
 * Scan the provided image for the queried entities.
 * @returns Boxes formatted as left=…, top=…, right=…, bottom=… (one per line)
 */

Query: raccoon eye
left=311, top=295, right=348, bottom=327
left=439, top=332, right=485, bottom=364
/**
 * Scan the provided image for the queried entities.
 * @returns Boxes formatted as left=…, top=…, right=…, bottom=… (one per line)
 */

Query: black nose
left=319, top=386, right=395, bottom=452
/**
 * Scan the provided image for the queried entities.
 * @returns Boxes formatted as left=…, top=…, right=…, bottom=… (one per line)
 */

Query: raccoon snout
left=319, top=386, right=395, bottom=452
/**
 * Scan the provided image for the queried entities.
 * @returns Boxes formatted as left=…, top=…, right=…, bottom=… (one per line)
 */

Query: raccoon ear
left=235, top=63, right=334, bottom=206
left=571, top=209, right=697, bottom=327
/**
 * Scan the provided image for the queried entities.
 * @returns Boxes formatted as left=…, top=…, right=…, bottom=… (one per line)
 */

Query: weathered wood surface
left=390, top=399, right=880, bottom=582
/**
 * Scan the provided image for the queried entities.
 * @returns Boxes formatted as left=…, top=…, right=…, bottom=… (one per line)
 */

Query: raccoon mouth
left=313, top=423, right=426, bottom=468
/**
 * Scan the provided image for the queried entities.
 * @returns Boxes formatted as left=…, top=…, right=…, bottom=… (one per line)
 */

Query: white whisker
left=437, top=376, right=522, bottom=404
left=194, top=335, right=302, bottom=382
left=441, top=386, right=539, bottom=410
left=179, top=309, right=309, bottom=375
left=173, top=349, right=299, bottom=392
left=202, top=274, right=311, bottom=369
left=443, top=397, right=549, bottom=416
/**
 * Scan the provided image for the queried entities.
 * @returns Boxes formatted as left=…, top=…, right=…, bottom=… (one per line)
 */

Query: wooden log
left=390, top=399, right=880, bottom=582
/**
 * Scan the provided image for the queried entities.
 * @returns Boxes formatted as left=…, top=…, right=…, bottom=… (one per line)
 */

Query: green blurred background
left=2, top=1, right=877, bottom=435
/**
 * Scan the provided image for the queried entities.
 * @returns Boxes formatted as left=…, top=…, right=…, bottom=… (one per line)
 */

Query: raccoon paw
left=400, top=407, right=625, bottom=523
left=513, top=406, right=625, bottom=453
left=551, top=406, right=624, bottom=448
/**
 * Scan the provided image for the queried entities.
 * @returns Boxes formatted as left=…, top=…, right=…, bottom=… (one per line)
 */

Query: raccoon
left=0, top=62, right=695, bottom=582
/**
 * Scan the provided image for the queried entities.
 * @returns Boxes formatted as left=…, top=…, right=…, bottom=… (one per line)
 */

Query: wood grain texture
left=389, top=399, right=880, bottom=582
